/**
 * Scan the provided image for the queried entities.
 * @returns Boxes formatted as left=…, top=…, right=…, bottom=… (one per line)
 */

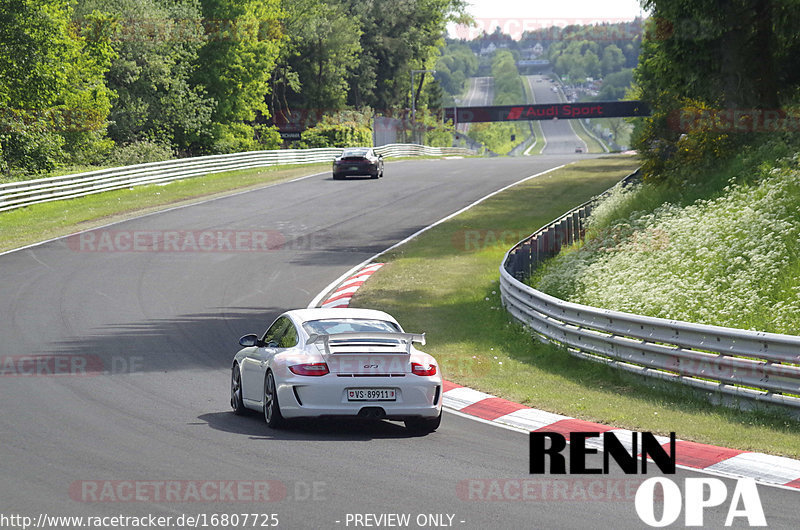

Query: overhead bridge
left=444, top=101, right=650, bottom=124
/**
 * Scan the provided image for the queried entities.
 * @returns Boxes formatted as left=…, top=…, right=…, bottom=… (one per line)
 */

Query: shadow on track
left=198, top=411, right=430, bottom=441
left=39, top=306, right=285, bottom=374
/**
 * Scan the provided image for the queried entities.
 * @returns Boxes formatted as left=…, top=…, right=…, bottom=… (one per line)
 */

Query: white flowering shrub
left=533, top=164, right=800, bottom=334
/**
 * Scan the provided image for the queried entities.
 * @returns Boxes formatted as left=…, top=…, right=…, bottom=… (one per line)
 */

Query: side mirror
left=239, top=334, right=259, bottom=347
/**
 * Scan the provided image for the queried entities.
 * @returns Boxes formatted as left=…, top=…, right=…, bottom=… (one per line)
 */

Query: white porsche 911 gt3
left=230, top=308, right=442, bottom=433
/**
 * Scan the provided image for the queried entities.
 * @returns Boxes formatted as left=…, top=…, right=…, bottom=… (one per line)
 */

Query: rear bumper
left=332, top=165, right=379, bottom=177
left=276, top=375, right=442, bottom=419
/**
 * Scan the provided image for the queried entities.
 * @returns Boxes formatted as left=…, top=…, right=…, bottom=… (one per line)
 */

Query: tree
left=597, top=69, right=633, bottom=100
left=434, top=40, right=478, bottom=98
left=0, top=0, right=116, bottom=173
left=601, top=44, right=625, bottom=76
left=632, top=1, right=800, bottom=181
left=194, top=0, right=284, bottom=152
left=582, top=49, right=600, bottom=79
left=342, top=0, right=469, bottom=111
left=638, top=0, right=781, bottom=110
left=270, top=0, right=362, bottom=120
left=75, top=0, right=214, bottom=152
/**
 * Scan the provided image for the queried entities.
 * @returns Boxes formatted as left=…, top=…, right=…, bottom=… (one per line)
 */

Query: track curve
left=0, top=156, right=796, bottom=528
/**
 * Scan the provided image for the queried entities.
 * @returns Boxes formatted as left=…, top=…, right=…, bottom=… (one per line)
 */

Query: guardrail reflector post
left=553, top=223, right=563, bottom=254
left=521, top=242, right=532, bottom=277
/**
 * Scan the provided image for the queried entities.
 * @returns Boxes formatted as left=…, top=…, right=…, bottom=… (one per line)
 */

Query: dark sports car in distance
left=332, top=147, right=384, bottom=180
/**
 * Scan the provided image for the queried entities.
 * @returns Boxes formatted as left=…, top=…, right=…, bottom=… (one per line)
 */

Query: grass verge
left=350, top=155, right=800, bottom=458
left=0, top=163, right=329, bottom=253
left=525, top=121, right=545, bottom=155
left=571, top=119, right=608, bottom=153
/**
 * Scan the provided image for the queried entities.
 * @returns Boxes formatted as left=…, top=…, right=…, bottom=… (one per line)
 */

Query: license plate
left=347, top=388, right=396, bottom=401
left=349, top=165, right=360, bottom=170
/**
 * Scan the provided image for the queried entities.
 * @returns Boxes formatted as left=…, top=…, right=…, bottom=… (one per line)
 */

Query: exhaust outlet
left=358, top=407, right=386, bottom=419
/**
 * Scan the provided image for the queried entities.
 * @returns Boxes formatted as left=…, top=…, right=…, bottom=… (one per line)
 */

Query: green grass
left=351, top=155, right=800, bottom=458
left=0, top=163, right=330, bottom=253
left=571, top=119, right=608, bottom=153
left=525, top=121, right=545, bottom=155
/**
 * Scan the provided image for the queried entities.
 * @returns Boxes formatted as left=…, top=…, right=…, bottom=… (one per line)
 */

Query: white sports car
left=230, top=308, right=442, bottom=433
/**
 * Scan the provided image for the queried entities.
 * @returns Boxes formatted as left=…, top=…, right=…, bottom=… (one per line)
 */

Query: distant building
left=479, top=42, right=496, bottom=56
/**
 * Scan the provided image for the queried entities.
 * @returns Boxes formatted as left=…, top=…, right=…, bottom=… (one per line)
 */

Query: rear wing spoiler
left=306, top=331, right=426, bottom=351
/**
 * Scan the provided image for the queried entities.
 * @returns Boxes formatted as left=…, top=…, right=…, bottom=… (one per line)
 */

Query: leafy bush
left=253, top=124, right=282, bottom=150
left=106, top=140, right=175, bottom=167
left=633, top=97, right=741, bottom=184
left=0, top=121, right=66, bottom=175
left=469, top=122, right=525, bottom=155
left=298, top=121, right=372, bottom=148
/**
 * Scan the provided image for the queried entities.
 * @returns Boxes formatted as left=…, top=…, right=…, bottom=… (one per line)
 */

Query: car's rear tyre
left=263, top=370, right=286, bottom=428
left=405, top=410, right=441, bottom=434
left=231, top=364, right=246, bottom=415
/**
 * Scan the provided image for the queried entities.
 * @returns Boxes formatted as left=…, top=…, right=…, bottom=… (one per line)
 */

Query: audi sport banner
left=444, top=101, right=650, bottom=123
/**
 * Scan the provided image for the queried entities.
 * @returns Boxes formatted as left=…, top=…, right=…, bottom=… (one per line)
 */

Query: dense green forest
left=632, top=0, right=800, bottom=183
left=0, top=0, right=468, bottom=176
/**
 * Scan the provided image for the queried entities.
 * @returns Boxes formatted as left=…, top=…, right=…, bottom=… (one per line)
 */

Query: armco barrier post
left=578, top=208, right=588, bottom=239
left=520, top=242, right=532, bottom=278
left=553, top=222, right=564, bottom=254
left=565, top=215, right=574, bottom=246
left=532, top=235, right=541, bottom=265
left=543, top=228, right=552, bottom=257
left=507, top=249, right=520, bottom=279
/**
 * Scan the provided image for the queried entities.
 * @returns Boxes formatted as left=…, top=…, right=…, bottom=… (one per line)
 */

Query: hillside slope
left=533, top=152, right=800, bottom=334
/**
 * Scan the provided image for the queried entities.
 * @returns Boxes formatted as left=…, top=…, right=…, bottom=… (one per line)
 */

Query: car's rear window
left=342, top=149, right=369, bottom=157
left=303, top=318, right=400, bottom=335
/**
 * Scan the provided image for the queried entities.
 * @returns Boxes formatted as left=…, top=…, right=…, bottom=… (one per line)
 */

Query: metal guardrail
left=500, top=170, right=800, bottom=410
left=0, top=144, right=475, bottom=213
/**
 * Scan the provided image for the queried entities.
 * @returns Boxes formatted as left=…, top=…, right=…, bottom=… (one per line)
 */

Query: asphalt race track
left=456, top=77, right=493, bottom=135
left=1, top=156, right=797, bottom=529
left=526, top=75, right=588, bottom=155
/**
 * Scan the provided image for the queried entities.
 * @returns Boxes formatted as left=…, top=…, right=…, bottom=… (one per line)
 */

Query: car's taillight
left=289, top=363, right=330, bottom=376
left=411, top=362, right=437, bottom=376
